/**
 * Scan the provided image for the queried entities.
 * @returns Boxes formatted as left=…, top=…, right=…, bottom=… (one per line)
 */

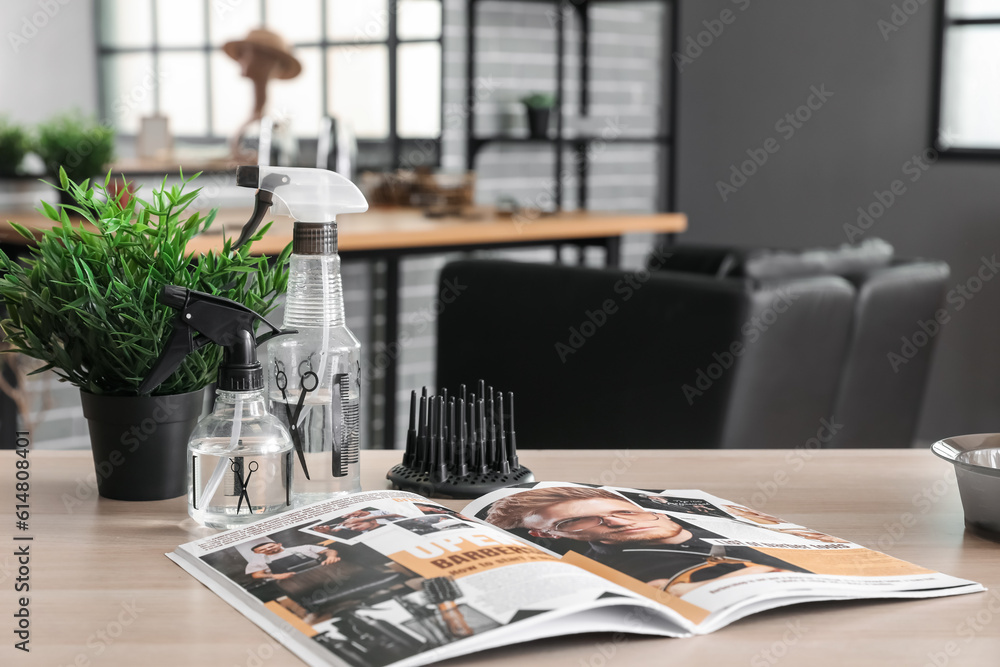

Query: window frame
left=931, top=0, right=1000, bottom=159
left=94, top=0, right=444, bottom=170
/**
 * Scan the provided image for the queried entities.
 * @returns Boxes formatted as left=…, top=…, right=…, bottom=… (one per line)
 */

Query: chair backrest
left=826, top=260, right=950, bottom=448
left=649, top=243, right=950, bottom=448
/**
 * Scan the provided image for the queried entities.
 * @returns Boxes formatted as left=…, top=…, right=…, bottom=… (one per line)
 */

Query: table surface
left=3, top=449, right=997, bottom=667
left=0, top=206, right=688, bottom=255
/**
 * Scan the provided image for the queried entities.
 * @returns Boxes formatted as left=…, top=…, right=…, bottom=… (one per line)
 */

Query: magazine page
left=168, top=489, right=688, bottom=667
left=463, top=482, right=985, bottom=633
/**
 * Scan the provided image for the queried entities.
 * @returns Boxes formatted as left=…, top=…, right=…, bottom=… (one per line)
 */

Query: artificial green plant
left=0, top=169, right=291, bottom=396
left=521, top=93, right=557, bottom=109
left=35, top=114, right=115, bottom=184
left=0, top=117, right=30, bottom=177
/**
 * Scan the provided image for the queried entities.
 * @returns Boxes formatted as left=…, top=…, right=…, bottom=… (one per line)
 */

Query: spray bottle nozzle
left=232, top=165, right=368, bottom=251
left=161, top=285, right=188, bottom=309
left=138, top=287, right=295, bottom=395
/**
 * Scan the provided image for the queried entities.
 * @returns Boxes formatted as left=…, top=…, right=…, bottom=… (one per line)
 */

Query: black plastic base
left=387, top=463, right=534, bottom=499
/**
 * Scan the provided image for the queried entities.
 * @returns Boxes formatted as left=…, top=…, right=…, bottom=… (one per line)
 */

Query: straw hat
left=223, top=28, right=301, bottom=79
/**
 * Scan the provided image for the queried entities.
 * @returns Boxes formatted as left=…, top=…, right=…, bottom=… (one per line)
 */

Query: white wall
left=1, top=0, right=98, bottom=123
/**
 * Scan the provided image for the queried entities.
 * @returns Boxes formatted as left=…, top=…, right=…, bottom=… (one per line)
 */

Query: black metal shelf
left=464, top=0, right=678, bottom=212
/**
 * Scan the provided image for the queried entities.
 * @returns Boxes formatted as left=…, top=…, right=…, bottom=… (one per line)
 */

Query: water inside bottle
left=189, top=445, right=292, bottom=529
left=271, top=385, right=361, bottom=503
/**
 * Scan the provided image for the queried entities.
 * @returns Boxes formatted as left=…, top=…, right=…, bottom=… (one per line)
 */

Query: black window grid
left=93, top=0, right=444, bottom=169
left=931, top=1, right=1000, bottom=159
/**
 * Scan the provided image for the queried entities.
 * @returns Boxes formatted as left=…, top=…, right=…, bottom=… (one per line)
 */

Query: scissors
left=275, top=360, right=319, bottom=480
left=232, top=459, right=259, bottom=514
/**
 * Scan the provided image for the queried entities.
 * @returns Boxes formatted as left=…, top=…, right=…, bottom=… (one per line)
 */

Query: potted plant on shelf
left=0, top=169, right=290, bottom=501
left=521, top=93, right=556, bottom=139
left=0, top=117, right=30, bottom=178
left=35, top=113, right=115, bottom=206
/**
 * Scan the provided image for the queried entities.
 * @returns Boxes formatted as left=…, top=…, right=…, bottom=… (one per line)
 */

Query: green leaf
left=7, top=221, right=36, bottom=242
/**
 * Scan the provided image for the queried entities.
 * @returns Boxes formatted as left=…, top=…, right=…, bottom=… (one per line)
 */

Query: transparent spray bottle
left=139, top=287, right=295, bottom=529
left=233, top=165, right=369, bottom=504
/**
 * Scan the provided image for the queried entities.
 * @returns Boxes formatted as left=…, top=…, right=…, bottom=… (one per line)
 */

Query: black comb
left=387, top=381, right=534, bottom=498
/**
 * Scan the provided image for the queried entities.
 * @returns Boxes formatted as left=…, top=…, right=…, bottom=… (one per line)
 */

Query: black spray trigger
left=139, top=286, right=295, bottom=395
left=233, top=167, right=292, bottom=251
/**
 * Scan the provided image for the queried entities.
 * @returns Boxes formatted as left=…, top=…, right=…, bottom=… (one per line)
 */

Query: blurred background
left=1, top=0, right=999, bottom=452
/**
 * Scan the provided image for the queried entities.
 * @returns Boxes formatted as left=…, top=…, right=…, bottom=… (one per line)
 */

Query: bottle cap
left=218, top=362, right=264, bottom=392
left=293, top=222, right=338, bottom=255
left=218, top=330, right=264, bottom=392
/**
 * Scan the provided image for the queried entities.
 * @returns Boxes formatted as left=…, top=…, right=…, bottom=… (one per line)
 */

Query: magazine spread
left=168, top=483, right=984, bottom=667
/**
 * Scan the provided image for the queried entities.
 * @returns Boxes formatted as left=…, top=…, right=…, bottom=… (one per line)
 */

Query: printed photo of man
left=413, top=503, right=469, bottom=520
left=246, top=541, right=341, bottom=581
left=310, top=508, right=408, bottom=540
left=485, top=486, right=808, bottom=596
left=723, top=504, right=784, bottom=525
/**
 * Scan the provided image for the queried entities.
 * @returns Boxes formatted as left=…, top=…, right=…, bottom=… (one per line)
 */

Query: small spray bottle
left=139, top=286, right=295, bottom=529
left=233, top=166, right=368, bottom=505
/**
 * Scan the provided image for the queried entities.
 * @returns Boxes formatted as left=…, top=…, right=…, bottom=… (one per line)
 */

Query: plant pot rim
left=79, top=386, right=207, bottom=398
left=79, top=386, right=208, bottom=423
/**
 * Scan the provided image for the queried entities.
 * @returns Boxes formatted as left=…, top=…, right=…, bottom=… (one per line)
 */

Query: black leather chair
left=436, top=259, right=856, bottom=449
left=646, top=240, right=950, bottom=448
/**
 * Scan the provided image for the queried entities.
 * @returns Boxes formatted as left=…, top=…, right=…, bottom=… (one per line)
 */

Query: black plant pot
left=80, top=388, right=206, bottom=501
left=525, top=107, right=552, bottom=139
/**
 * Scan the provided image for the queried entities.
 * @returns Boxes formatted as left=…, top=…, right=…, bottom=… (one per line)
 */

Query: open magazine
left=168, top=482, right=984, bottom=667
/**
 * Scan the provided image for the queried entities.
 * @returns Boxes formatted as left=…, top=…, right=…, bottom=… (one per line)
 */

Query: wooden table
left=0, top=207, right=687, bottom=449
left=2, top=449, right=997, bottom=666
left=1, top=206, right=687, bottom=258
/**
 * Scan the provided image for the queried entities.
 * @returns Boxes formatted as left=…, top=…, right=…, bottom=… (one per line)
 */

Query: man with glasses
left=485, top=486, right=806, bottom=596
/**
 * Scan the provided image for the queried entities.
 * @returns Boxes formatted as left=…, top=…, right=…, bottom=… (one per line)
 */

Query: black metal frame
left=464, top=0, right=678, bottom=212
left=93, top=0, right=445, bottom=170
left=929, top=0, right=1000, bottom=159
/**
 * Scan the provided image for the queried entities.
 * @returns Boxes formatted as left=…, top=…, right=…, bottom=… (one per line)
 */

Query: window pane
left=328, top=45, right=388, bottom=139
left=265, top=0, right=322, bottom=43
left=398, top=0, right=441, bottom=40
left=397, top=42, right=440, bottom=138
left=948, top=0, right=1000, bottom=18
left=326, top=0, right=388, bottom=42
left=210, top=0, right=262, bottom=45
left=101, top=53, right=156, bottom=134
left=940, top=26, right=1000, bottom=148
left=159, top=53, right=208, bottom=136
left=158, top=0, right=206, bottom=46
left=269, top=47, right=323, bottom=137
left=100, top=0, right=152, bottom=48
left=211, top=51, right=254, bottom=137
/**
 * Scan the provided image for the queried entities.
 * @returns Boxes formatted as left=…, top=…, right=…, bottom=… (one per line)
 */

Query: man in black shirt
left=486, top=486, right=808, bottom=596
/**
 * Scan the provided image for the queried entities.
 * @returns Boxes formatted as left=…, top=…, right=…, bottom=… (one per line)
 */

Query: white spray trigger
left=255, top=166, right=368, bottom=222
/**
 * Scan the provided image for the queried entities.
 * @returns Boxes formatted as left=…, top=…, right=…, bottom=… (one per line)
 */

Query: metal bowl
left=932, top=433, right=1000, bottom=538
